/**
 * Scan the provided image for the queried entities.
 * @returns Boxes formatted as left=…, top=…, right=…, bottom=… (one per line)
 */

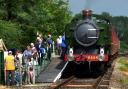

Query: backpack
left=39, top=48, right=46, bottom=54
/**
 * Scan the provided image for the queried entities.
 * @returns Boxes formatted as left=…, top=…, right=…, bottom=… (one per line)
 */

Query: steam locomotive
left=64, top=10, right=120, bottom=71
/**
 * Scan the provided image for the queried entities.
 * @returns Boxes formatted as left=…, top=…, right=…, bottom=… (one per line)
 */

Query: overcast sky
left=69, top=0, right=128, bottom=16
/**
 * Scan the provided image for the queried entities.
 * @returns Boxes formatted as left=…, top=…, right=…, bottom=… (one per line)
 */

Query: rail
left=51, top=76, right=75, bottom=89
left=93, top=55, right=117, bottom=89
left=50, top=53, right=119, bottom=89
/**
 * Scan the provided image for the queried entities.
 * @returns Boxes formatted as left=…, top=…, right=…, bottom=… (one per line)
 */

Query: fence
left=21, top=45, right=52, bottom=85
left=0, top=46, right=53, bottom=86
left=0, top=40, right=60, bottom=86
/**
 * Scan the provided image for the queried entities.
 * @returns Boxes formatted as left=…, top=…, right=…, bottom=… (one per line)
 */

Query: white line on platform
left=53, top=61, right=69, bottom=82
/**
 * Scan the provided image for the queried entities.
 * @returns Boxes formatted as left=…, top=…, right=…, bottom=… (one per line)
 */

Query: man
left=5, top=51, right=15, bottom=86
left=22, top=46, right=32, bottom=65
left=61, top=34, right=67, bottom=60
left=47, top=34, right=52, bottom=60
left=47, top=34, right=53, bottom=48
left=56, top=36, right=62, bottom=55
left=22, top=46, right=32, bottom=84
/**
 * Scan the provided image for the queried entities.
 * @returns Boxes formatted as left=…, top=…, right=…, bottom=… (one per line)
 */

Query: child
left=14, top=68, right=21, bottom=86
left=28, top=67, right=34, bottom=84
left=27, top=58, right=35, bottom=84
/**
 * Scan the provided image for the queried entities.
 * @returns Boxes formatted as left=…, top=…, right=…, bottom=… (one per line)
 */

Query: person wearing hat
left=5, top=51, right=15, bottom=86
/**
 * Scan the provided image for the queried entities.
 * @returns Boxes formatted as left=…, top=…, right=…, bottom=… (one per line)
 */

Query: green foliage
left=101, top=12, right=112, bottom=21
left=0, top=0, right=72, bottom=50
left=35, top=0, right=72, bottom=36
left=120, top=41, right=128, bottom=53
left=1, top=0, right=128, bottom=52
left=118, top=57, right=128, bottom=72
left=111, top=16, right=128, bottom=40
left=0, top=20, right=22, bottom=49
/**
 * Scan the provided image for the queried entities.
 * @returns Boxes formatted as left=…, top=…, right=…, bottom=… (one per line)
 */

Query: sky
left=69, top=0, right=128, bottom=16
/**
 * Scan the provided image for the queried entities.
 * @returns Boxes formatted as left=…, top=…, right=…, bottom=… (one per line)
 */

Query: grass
left=119, top=77, right=128, bottom=86
left=118, top=57, right=128, bottom=71
left=118, top=57, right=128, bottom=85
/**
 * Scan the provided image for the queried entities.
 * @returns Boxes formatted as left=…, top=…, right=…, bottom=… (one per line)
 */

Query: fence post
left=42, top=46, right=47, bottom=70
left=0, top=51, right=4, bottom=84
left=19, top=63, right=22, bottom=86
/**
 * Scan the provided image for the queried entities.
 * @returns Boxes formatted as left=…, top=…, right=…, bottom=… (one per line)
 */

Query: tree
left=0, top=0, right=72, bottom=50
left=0, top=20, right=23, bottom=49
left=35, top=0, right=72, bottom=36
left=101, top=12, right=112, bottom=21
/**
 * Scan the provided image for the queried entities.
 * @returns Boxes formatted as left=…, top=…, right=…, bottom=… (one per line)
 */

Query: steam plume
left=85, top=0, right=93, bottom=9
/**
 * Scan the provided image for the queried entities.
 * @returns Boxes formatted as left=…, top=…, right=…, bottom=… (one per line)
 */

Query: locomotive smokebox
left=74, top=9, right=99, bottom=47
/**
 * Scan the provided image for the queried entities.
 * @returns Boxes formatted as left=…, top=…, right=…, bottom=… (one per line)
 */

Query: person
left=28, top=67, right=34, bottom=84
left=4, top=51, right=15, bottom=86
left=22, top=46, right=32, bottom=65
left=39, top=45, right=46, bottom=65
left=30, top=43, right=38, bottom=58
left=35, top=36, right=45, bottom=65
left=14, top=68, right=21, bottom=86
left=15, top=50, right=23, bottom=67
left=22, top=46, right=32, bottom=84
left=56, top=36, right=62, bottom=55
left=27, top=57, right=35, bottom=84
left=36, top=34, right=43, bottom=44
left=47, top=34, right=53, bottom=48
left=15, top=50, right=23, bottom=86
left=47, top=34, right=52, bottom=60
left=61, top=34, right=67, bottom=60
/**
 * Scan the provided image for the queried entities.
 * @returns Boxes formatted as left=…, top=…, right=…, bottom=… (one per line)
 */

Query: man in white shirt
left=56, top=36, right=62, bottom=55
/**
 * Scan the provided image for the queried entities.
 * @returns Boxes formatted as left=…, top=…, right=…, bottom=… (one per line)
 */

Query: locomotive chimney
left=82, top=9, right=92, bottom=19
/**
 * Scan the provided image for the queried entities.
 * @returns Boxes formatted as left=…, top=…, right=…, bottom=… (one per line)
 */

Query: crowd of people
left=4, top=33, right=67, bottom=86
left=4, top=34, right=53, bottom=86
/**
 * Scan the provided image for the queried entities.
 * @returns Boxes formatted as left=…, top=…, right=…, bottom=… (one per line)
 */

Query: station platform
left=36, top=56, right=66, bottom=83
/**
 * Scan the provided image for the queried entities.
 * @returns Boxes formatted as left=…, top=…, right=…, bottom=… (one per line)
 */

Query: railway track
left=50, top=57, right=117, bottom=89
left=9, top=53, right=126, bottom=89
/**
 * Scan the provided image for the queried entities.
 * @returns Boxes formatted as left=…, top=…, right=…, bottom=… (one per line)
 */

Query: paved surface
left=36, top=56, right=66, bottom=83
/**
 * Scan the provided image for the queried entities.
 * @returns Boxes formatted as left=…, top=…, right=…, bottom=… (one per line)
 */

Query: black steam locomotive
left=64, top=10, right=120, bottom=71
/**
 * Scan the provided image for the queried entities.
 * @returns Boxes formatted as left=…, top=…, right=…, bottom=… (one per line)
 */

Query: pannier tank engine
left=64, top=9, right=119, bottom=71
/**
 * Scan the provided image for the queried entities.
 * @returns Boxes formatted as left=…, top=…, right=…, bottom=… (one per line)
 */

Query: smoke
left=85, top=0, right=93, bottom=9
